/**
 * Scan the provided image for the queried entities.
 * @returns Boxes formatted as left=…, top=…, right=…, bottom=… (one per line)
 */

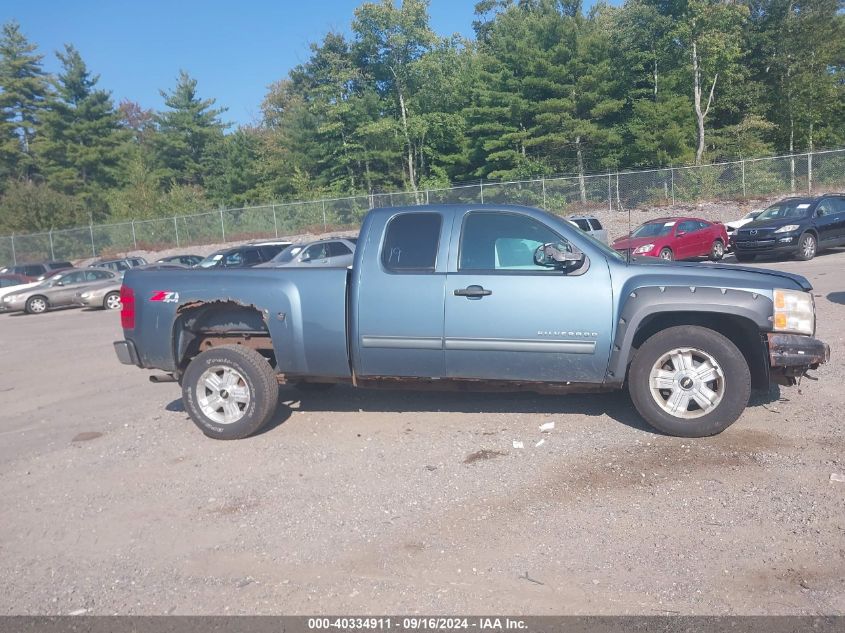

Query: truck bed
left=122, top=266, right=351, bottom=377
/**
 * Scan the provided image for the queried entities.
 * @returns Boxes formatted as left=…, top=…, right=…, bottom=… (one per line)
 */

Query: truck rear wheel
left=182, top=345, right=279, bottom=440
left=628, top=325, right=750, bottom=437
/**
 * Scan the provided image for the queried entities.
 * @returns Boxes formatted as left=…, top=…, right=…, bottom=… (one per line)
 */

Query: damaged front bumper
left=767, top=333, right=830, bottom=385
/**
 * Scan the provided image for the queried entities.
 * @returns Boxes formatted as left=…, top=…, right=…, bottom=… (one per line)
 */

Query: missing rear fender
left=174, top=300, right=275, bottom=370
left=626, top=313, right=770, bottom=391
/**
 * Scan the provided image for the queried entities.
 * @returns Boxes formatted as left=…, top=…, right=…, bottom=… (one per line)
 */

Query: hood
left=742, top=215, right=810, bottom=231
left=612, top=235, right=664, bottom=250
left=626, top=258, right=812, bottom=291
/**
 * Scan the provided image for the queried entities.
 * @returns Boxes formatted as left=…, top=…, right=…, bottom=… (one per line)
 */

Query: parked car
left=732, top=194, right=845, bottom=262
left=78, top=264, right=185, bottom=310
left=257, top=238, right=357, bottom=268
left=0, top=274, right=39, bottom=311
left=725, top=209, right=763, bottom=239
left=2, top=267, right=117, bottom=314
left=566, top=215, right=608, bottom=244
left=93, top=257, right=148, bottom=274
left=0, top=261, right=73, bottom=281
left=196, top=241, right=292, bottom=269
left=114, top=204, right=828, bottom=441
left=612, top=217, right=729, bottom=261
left=157, top=254, right=203, bottom=267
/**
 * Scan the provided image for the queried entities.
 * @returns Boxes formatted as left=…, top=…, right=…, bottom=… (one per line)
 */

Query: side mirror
left=533, top=242, right=585, bottom=270
left=816, top=209, right=825, bottom=217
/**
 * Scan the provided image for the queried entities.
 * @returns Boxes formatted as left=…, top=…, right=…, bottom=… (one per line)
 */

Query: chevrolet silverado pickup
left=114, top=204, right=829, bottom=440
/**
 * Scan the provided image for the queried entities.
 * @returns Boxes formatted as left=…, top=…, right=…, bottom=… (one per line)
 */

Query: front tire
left=628, top=325, right=751, bottom=437
left=709, top=239, right=725, bottom=261
left=182, top=345, right=279, bottom=440
left=25, top=295, right=48, bottom=314
left=658, top=247, right=674, bottom=261
left=795, top=232, right=817, bottom=261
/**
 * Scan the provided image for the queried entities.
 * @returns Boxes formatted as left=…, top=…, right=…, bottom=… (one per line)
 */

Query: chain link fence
left=1, top=148, right=843, bottom=266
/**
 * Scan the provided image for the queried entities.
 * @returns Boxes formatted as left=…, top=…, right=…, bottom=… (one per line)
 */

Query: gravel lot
left=0, top=252, right=843, bottom=616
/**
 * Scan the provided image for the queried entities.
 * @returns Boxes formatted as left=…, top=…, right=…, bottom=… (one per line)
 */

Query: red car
left=612, top=217, right=728, bottom=261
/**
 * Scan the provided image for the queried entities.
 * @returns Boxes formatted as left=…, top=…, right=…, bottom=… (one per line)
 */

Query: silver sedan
left=2, top=268, right=117, bottom=314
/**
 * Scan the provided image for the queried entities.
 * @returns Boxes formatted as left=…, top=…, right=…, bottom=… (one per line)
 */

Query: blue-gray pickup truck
left=114, top=205, right=829, bottom=439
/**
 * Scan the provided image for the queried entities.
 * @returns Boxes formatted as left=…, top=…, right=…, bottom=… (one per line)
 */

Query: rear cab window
left=381, top=213, right=442, bottom=272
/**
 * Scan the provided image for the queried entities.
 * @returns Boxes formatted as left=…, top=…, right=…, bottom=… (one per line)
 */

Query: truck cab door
left=444, top=210, right=613, bottom=383
left=353, top=210, right=452, bottom=378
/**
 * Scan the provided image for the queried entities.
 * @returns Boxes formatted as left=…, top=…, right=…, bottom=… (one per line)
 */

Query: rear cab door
left=352, top=209, right=453, bottom=378
left=443, top=208, right=614, bottom=383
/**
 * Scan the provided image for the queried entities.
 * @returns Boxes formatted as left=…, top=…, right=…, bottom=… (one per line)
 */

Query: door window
left=588, top=219, right=603, bottom=231
left=302, top=243, right=329, bottom=261
left=676, top=220, right=699, bottom=234
left=459, top=212, right=563, bottom=271
left=327, top=241, right=352, bottom=257
left=381, top=213, right=442, bottom=272
left=816, top=200, right=835, bottom=216
left=241, top=249, right=262, bottom=266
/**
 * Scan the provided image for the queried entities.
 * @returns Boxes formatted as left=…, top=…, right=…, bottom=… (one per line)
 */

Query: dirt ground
left=0, top=251, right=843, bottom=616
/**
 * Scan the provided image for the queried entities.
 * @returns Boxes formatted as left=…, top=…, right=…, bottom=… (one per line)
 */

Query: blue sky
left=2, top=0, right=484, bottom=127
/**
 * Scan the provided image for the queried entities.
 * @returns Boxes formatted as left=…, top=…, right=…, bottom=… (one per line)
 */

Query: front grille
left=736, top=239, right=776, bottom=249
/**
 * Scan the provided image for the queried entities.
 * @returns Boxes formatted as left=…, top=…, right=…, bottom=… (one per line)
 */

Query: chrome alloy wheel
left=105, top=293, right=122, bottom=310
left=801, top=235, right=816, bottom=259
left=196, top=365, right=251, bottom=425
left=649, top=347, right=725, bottom=419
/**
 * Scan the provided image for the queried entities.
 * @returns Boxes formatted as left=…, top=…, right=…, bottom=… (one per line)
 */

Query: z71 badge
left=150, top=291, right=179, bottom=303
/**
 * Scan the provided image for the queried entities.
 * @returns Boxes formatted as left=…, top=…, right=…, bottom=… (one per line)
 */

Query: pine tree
left=37, top=45, right=127, bottom=207
left=153, top=70, right=226, bottom=188
left=0, top=21, right=49, bottom=182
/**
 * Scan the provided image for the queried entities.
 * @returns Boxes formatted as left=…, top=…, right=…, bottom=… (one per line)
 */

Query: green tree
left=36, top=45, right=127, bottom=210
left=153, top=70, right=226, bottom=188
left=0, top=21, right=49, bottom=182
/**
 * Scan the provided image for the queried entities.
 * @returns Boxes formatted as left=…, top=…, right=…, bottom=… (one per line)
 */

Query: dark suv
left=0, top=260, right=73, bottom=280
left=196, top=241, right=292, bottom=269
left=732, top=193, right=845, bottom=262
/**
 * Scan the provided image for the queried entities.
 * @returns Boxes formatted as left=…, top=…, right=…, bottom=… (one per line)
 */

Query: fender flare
left=606, top=285, right=773, bottom=384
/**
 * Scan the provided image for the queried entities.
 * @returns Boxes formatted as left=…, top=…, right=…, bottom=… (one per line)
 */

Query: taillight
left=120, top=285, right=135, bottom=329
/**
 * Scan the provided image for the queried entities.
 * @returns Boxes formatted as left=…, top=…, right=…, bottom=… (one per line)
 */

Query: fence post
left=49, top=229, right=55, bottom=260
left=131, top=220, right=137, bottom=249
left=542, top=177, right=547, bottom=208
left=480, top=180, right=484, bottom=204
left=615, top=172, right=621, bottom=211
left=807, top=152, right=813, bottom=194
left=670, top=168, right=675, bottom=206
left=741, top=160, right=746, bottom=197
left=11, top=233, right=16, bottom=264
left=173, top=216, right=180, bottom=247
left=219, top=209, right=226, bottom=241
left=89, top=224, right=95, bottom=257
left=272, top=205, right=278, bottom=237
left=608, top=174, right=612, bottom=211
left=425, top=189, right=429, bottom=204
left=321, top=200, right=328, bottom=231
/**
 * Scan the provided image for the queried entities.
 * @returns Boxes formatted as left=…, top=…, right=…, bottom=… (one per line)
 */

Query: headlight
left=634, top=244, right=655, bottom=254
left=773, top=289, right=814, bottom=335
left=774, top=225, right=799, bottom=233
left=3, top=294, right=16, bottom=302
left=80, top=292, right=91, bottom=299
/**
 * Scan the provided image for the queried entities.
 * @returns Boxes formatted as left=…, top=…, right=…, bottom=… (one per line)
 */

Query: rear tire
left=709, top=239, right=725, bottom=261
left=628, top=325, right=751, bottom=437
left=182, top=345, right=279, bottom=440
left=25, top=295, right=48, bottom=314
left=795, top=232, right=817, bottom=261
left=658, top=247, right=674, bottom=261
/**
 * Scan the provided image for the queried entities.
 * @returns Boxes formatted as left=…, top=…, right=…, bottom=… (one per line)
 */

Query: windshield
left=271, top=244, right=304, bottom=264
left=631, top=221, right=675, bottom=238
left=197, top=252, right=225, bottom=268
left=757, top=201, right=812, bottom=221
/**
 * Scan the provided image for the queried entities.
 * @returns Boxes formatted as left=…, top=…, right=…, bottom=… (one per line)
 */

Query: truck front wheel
left=628, top=326, right=751, bottom=437
left=182, top=345, right=279, bottom=440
